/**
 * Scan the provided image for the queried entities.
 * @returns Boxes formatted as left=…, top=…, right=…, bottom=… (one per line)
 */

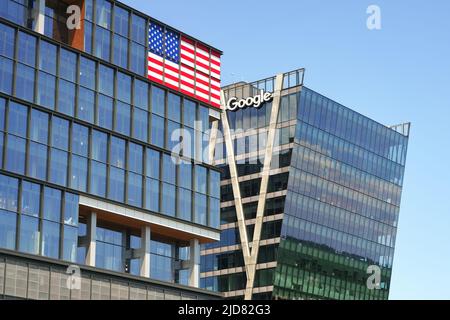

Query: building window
left=114, top=6, right=129, bottom=37
left=0, top=23, right=15, bottom=58
left=97, top=94, right=113, bottom=129
left=127, top=172, right=142, bottom=207
left=92, top=130, right=108, bottom=163
left=133, top=108, right=148, bottom=142
left=6, top=134, right=26, bottom=174
left=43, top=186, right=61, bottom=222
left=113, top=34, right=128, bottom=69
left=146, top=148, right=160, bottom=179
left=178, top=188, right=191, bottom=221
left=58, top=79, right=76, bottom=116
left=96, top=0, right=111, bottom=29
left=39, top=41, right=57, bottom=75
left=0, top=174, right=18, bottom=212
left=128, top=142, right=143, bottom=174
left=131, top=14, right=146, bottom=45
left=130, top=42, right=145, bottom=75
left=134, top=79, right=148, bottom=110
left=21, top=181, right=40, bottom=217
left=30, top=109, right=48, bottom=144
left=19, top=215, right=39, bottom=254
left=28, top=142, right=47, bottom=180
left=90, top=161, right=106, bottom=197
left=108, top=166, right=125, bottom=202
left=72, top=123, right=89, bottom=157
left=110, top=136, right=125, bottom=169
left=79, top=57, right=96, bottom=90
left=115, top=101, right=131, bottom=135
left=162, top=154, right=176, bottom=184
left=18, top=32, right=36, bottom=67
left=78, top=87, right=95, bottom=123
left=161, top=183, right=175, bottom=216
left=8, top=101, right=28, bottom=137
left=0, top=209, right=16, bottom=250
left=51, top=116, right=69, bottom=150
left=151, top=86, right=165, bottom=116
left=0, top=56, right=13, bottom=94
left=59, top=48, right=77, bottom=82
left=145, top=178, right=159, bottom=212
left=195, top=165, right=207, bottom=194
left=194, top=193, right=207, bottom=225
left=150, top=114, right=164, bottom=148
left=15, top=63, right=35, bottom=102
left=49, top=148, right=68, bottom=186
left=64, top=193, right=79, bottom=226
left=117, top=72, right=131, bottom=103
left=70, top=154, right=88, bottom=192
left=98, top=64, right=114, bottom=97
left=41, top=220, right=60, bottom=259
left=63, top=225, right=78, bottom=262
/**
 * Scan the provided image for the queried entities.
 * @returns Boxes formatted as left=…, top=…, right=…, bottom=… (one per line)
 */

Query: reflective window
left=41, top=220, right=60, bottom=258
left=21, top=181, right=40, bottom=217
left=37, top=71, right=56, bottom=109
left=15, top=64, right=35, bottom=102
left=64, top=193, right=79, bottom=226
left=113, top=34, right=128, bottom=69
left=0, top=174, right=18, bottom=212
left=195, top=165, right=207, bottom=194
left=127, top=172, right=142, bottom=207
left=184, top=99, right=196, bottom=128
left=209, top=170, right=220, bottom=198
left=58, top=79, right=76, bottom=116
left=98, top=64, right=114, bottom=97
left=70, top=154, right=88, bottom=192
left=90, top=160, right=106, bottom=197
left=0, top=209, right=16, bottom=250
left=97, top=94, right=113, bottom=129
left=130, top=42, right=145, bottom=75
left=6, top=135, right=26, bottom=174
left=133, top=108, right=148, bottom=142
left=162, top=154, right=176, bottom=184
left=63, top=225, right=78, bottom=262
left=178, top=188, right=192, bottom=221
left=49, top=148, right=68, bottom=186
left=209, top=197, right=220, bottom=228
left=110, top=136, right=125, bottom=168
left=151, top=114, right=164, bottom=148
left=146, top=148, right=160, bottom=179
left=179, top=162, right=192, bottom=189
left=145, top=178, right=159, bottom=212
left=117, top=72, right=131, bottom=103
left=0, top=23, right=15, bottom=58
left=43, top=187, right=61, bottom=222
left=108, top=166, right=124, bottom=202
left=131, top=14, right=146, bottom=44
left=19, top=215, right=39, bottom=254
left=72, top=123, right=89, bottom=157
left=128, top=142, right=143, bottom=174
left=114, top=6, right=129, bottom=36
left=78, top=87, right=95, bottom=123
left=134, top=79, right=148, bottom=110
left=92, top=130, right=108, bottom=163
left=39, top=41, right=57, bottom=74
left=115, top=101, right=130, bottom=135
left=28, top=142, right=47, bottom=180
left=95, top=26, right=111, bottom=61
left=18, top=32, right=36, bottom=66
left=79, top=57, right=96, bottom=90
left=168, top=93, right=181, bottom=122
left=51, top=116, right=69, bottom=150
left=161, top=183, right=175, bottom=216
left=0, top=56, right=13, bottom=94
left=96, top=0, right=111, bottom=28
left=59, top=48, right=77, bottom=82
left=8, top=101, right=28, bottom=137
left=30, top=109, right=48, bottom=144
left=151, top=86, right=165, bottom=116
left=194, top=193, right=207, bottom=225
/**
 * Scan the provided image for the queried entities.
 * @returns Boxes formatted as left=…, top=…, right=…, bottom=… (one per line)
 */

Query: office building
left=0, top=0, right=222, bottom=300
left=202, top=69, right=410, bottom=300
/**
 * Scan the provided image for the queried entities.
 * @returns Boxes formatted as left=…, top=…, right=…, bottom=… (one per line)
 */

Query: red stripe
left=195, top=76, right=210, bottom=88
left=211, top=92, right=220, bottom=100
left=148, top=56, right=164, bottom=66
left=181, top=44, right=195, bottom=55
left=163, top=62, right=180, bottom=74
left=211, top=101, right=221, bottom=108
left=148, top=65, right=164, bottom=75
left=210, top=84, right=220, bottom=92
left=180, top=69, right=195, bottom=81
left=181, top=53, right=195, bottom=64
left=180, top=79, right=195, bottom=89
left=195, top=85, right=210, bottom=96
left=180, top=88, right=196, bottom=99
left=195, top=50, right=210, bottom=63
left=148, top=74, right=163, bottom=84
left=195, top=59, right=211, bottom=72
left=181, top=36, right=194, bottom=45
left=210, top=59, right=220, bottom=67
left=196, top=95, right=211, bottom=105
left=164, top=72, right=180, bottom=83
left=211, top=50, right=221, bottom=58
left=163, top=81, right=180, bottom=91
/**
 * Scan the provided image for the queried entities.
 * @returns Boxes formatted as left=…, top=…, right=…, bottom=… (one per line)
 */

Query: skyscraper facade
left=0, top=0, right=223, bottom=300
left=201, top=70, right=410, bottom=300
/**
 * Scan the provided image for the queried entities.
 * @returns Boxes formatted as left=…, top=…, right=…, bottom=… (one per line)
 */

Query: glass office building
left=0, top=0, right=222, bottom=300
left=202, top=69, right=410, bottom=300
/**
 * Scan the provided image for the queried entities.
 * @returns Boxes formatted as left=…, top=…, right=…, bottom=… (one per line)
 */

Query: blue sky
left=122, top=0, right=450, bottom=299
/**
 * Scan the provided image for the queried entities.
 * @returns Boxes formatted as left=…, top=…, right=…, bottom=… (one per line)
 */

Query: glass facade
left=0, top=0, right=222, bottom=294
left=202, top=70, right=409, bottom=300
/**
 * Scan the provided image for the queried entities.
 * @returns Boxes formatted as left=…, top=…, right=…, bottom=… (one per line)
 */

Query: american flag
left=148, top=22, right=221, bottom=109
